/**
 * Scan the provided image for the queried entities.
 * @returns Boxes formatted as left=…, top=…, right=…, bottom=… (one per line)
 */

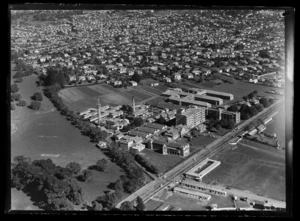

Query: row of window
left=174, top=190, right=210, bottom=201
left=182, top=183, right=227, bottom=196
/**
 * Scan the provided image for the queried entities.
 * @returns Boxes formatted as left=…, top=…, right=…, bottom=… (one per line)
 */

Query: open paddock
left=58, top=84, right=155, bottom=112
left=139, top=85, right=166, bottom=96
left=127, top=89, right=153, bottom=102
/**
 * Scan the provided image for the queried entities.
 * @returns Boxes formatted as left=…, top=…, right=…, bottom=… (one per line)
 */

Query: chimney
left=132, top=96, right=136, bottom=114
left=97, top=98, right=101, bottom=126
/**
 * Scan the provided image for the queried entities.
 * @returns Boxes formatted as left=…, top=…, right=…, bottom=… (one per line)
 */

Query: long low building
left=185, top=158, right=221, bottom=181
left=194, top=94, right=223, bottom=106
left=173, top=186, right=211, bottom=201
left=168, top=96, right=212, bottom=108
left=181, top=179, right=227, bottom=197
left=204, top=89, right=234, bottom=101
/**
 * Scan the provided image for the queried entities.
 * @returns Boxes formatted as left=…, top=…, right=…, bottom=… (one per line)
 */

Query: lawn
left=189, top=136, right=217, bottom=153
left=127, top=89, right=152, bottom=102
left=163, top=191, right=209, bottom=210
left=11, top=188, right=42, bottom=211
left=77, top=86, right=102, bottom=97
left=78, top=164, right=126, bottom=202
left=202, top=142, right=285, bottom=201
left=138, top=149, right=183, bottom=174
left=145, top=199, right=163, bottom=211
left=139, top=85, right=165, bottom=96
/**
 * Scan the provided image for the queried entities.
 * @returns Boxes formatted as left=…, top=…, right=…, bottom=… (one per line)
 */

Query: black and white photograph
left=8, top=4, right=294, bottom=216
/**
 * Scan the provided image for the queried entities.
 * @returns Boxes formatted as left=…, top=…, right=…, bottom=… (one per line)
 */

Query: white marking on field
left=41, top=154, right=60, bottom=158
left=38, top=135, right=58, bottom=138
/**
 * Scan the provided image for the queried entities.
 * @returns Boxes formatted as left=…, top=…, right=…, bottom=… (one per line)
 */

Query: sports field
left=202, top=142, right=285, bottom=201
left=59, top=84, right=155, bottom=112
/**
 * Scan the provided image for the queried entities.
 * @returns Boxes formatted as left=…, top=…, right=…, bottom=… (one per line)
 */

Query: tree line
left=11, top=156, right=84, bottom=210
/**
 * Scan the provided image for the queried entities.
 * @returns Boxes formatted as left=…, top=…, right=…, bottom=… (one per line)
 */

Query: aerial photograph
left=10, top=7, right=290, bottom=214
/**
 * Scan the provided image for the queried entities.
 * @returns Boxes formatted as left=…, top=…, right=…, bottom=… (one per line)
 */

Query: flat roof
left=168, top=97, right=212, bottom=108
left=205, top=89, right=234, bottom=97
left=194, top=94, right=223, bottom=102
left=185, top=158, right=221, bottom=178
left=181, top=179, right=227, bottom=194
left=174, top=187, right=211, bottom=199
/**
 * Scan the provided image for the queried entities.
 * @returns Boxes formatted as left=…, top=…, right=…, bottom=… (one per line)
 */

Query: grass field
left=78, top=165, right=126, bottom=202
left=11, top=188, right=42, bottom=211
left=59, top=84, right=155, bottom=112
left=189, top=136, right=217, bottom=153
left=202, top=142, right=285, bottom=201
left=138, top=149, right=183, bottom=173
left=162, top=191, right=234, bottom=210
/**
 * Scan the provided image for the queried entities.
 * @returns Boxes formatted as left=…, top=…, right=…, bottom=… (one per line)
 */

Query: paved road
left=226, top=187, right=286, bottom=208
left=116, top=98, right=284, bottom=208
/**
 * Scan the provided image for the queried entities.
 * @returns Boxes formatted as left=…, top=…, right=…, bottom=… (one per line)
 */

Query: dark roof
left=152, top=139, right=166, bottom=146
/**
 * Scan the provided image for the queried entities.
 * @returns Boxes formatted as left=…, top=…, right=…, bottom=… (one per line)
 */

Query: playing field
left=202, top=142, right=285, bottom=201
left=59, top=84, right=155, bottom=112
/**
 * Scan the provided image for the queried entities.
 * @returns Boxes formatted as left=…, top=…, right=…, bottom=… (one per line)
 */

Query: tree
left=43, top=68, right=66, bottom=87
left=11, top=93, right=22, bottom=102
left=259, top=97, right=270, bottom=108
left=248, top=106, right=258, bottom=116
left=81, top=169, right=93, bottom=182
left=121, top=104, right=133, bottom=114
left=259, top=50, right=271, bottom=58
left=254, top=103, right=264, bottom=112
left=17, top=100, right=27, bottom=107
left=14, top=155, right=31, bottom=164
left=242, top=96, right=248, bottom=101
left=32, top=92, right=43, bottom=101
left=219, top=118, right=229, bottom=128
left=29, top=100, right=41, bottom=110
left=227, top=105, right=239, bottom=112
left=96, top=159, right=108, bottom=172
left=66, top=162, right=82, bottom=175
left=132, top=118, right=144, bottom=127
left=268, top=98, right=274, bottom=104
left=215, top=124, right=222, bottom=131
left=131, top=73, right=141, bottom=83
left=120, top=201, right=135, bottom=211
left=135, top=196, right=145, bottom=211
left=228, top=120, right=235, bottom=129
left=113, top=179, right=124, bottom=192
left=11, top=84, right=19, bottom=93
left=91, top=200, right=103, bottom=211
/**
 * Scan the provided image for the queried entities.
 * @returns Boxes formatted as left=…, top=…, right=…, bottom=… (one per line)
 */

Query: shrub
left=11, top=93, right=22, bottom=102
left=66, top=162, right=82, bottom=175
left=32, top=92, right=43, bottom=101
left=29, top=100, right=41, bottom=110
left=96, top=159, right=108, bottom=172
left=11, top=84, right=19, bottom=93
left=17, top=100, right=27, bottom=107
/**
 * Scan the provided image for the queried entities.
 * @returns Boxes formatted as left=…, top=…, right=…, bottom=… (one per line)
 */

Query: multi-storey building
left=176, top=108, right=206, bottom=129
left=206, top=108, right=241, bottom=124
